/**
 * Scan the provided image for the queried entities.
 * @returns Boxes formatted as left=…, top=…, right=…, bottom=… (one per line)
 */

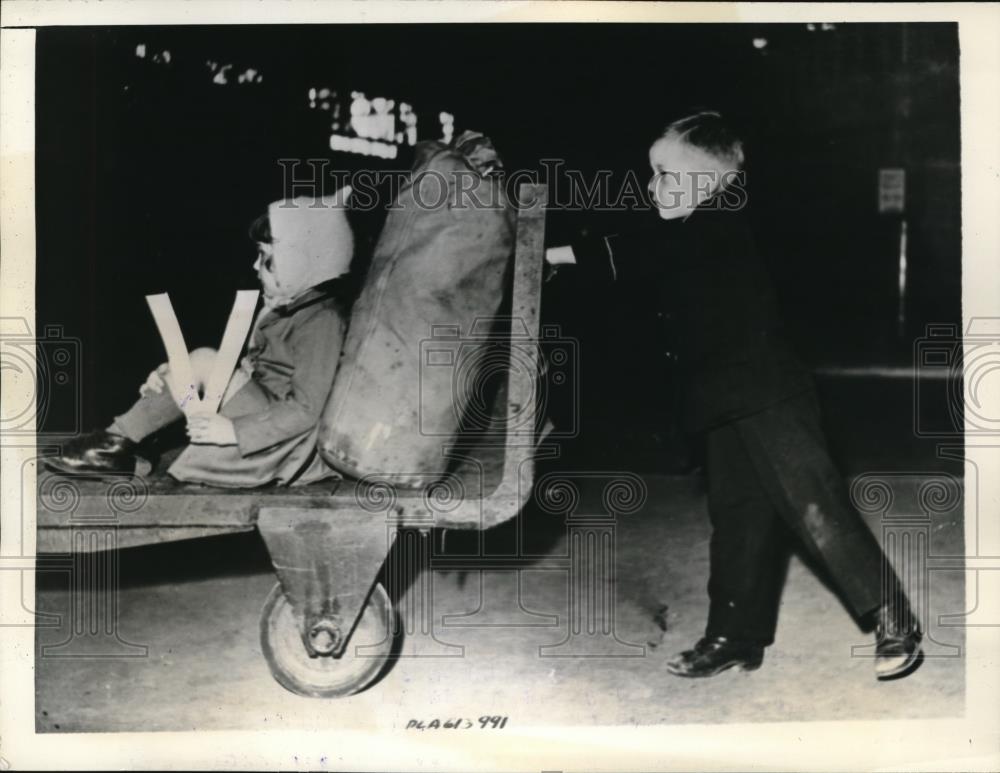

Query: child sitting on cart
left=46, top=190, right=354, bottom=488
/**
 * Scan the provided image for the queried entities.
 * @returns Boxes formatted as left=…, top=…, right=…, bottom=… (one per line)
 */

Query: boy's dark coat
left=573, top=205, right=813, bottom=434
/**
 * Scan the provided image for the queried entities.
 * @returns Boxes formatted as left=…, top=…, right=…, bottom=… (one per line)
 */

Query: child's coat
left=168, top=285, right=347, bottom=487
left=169, top=194, right=352, bottom=487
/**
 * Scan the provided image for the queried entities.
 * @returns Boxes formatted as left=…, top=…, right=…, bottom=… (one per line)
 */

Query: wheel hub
left=306, top=619, right=343, bottom=657
left=260, top=582, right=395, bottom=698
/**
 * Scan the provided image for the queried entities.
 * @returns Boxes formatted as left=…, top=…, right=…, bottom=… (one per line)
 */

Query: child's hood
left=266, top=187, right=354, bottom=303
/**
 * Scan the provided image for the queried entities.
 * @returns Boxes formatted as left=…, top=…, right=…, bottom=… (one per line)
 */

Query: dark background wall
left=35, top=23, right=961, bottom=471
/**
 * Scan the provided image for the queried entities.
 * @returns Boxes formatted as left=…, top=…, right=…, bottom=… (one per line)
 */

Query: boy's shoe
left=874, top=599, right=923, bottom=680
left=44, top=430, right=140, bottom=477
left=665, top=636, right=764, bottom=678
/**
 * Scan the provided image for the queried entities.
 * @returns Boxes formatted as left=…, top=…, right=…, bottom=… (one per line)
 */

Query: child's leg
left=735, top=393, right=887, bottom=621
left=110, top=347, right=224, bottom=442
left=665, top=433, right=781, bottom=677
left=705, top=423, right=791, bottom=646
left=735, top=395, right=925, bottom=678
left=109, top=388, right=183, bottom=442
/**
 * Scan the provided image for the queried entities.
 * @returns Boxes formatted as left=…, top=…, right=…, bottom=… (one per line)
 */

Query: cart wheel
left=260, top=582, right=394, bottom=698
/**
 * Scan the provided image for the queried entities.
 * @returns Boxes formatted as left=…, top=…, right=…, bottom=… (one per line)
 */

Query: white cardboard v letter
left=145, top=290, right=260, bottom=416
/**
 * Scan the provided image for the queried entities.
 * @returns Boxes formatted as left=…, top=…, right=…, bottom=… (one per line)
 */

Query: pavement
left=34, top=468, right=965, bottom=733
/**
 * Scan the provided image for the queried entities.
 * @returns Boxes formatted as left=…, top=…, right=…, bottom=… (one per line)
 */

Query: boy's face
left=647, top=135, right=726, bottom=220
left=253, top=242, right=282, bottom=299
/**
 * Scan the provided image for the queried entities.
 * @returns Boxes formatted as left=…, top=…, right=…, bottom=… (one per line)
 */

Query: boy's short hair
left=248, top=212, right=272, bottom=244
left=662, top=111, right=745, bottom=170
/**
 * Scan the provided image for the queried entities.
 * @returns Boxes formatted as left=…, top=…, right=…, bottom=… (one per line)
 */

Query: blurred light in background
left=439, top=111, right=454, bottom=143
left=212, top=64, right=232, bottom=85
left=400, top=102, right=417, bottom=146
left=313, top=88, right=449, bottom=157
left=330, top=134, right=398, bottom=159
left=136, top=44, right=172, bottom=65
left=350, top=92, right=397, bottom=142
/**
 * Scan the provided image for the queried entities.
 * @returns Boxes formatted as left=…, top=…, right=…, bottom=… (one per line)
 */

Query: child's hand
left=186, top=413, right=238, bottom=446
left=139, top=363, right=170, bottom=397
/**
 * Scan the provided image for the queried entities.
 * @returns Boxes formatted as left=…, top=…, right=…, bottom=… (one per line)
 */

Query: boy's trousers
left=704, top=390, right=889, bottom=645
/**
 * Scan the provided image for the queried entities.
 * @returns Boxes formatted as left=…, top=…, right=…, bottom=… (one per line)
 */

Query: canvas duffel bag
left=318, top=131, right=516, bottom=486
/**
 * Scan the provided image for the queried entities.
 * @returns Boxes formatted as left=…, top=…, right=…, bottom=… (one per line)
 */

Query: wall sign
left=879, top=167, right=906, bottom=213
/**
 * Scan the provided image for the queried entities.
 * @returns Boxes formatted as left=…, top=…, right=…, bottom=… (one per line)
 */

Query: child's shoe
left=665, top=636, right=764, bottom=677
left=45, top=429, right=140, bottom=477
left=874, top=598, right=923, bottom=680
